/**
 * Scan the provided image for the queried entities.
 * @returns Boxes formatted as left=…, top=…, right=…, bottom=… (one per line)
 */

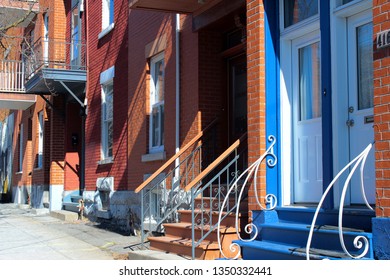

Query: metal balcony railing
left=25, top=37, right=86, bottom=78
left=0, top=60, right=25, bottom=93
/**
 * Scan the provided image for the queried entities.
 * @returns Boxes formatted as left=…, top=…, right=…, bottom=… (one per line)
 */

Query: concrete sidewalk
left=0, top=203, right=187, bottom=260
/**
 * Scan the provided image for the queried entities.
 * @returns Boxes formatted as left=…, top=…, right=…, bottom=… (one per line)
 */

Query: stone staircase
left=234, top=207, right=375, bottom=260
left=147, top=196, right=247, bottom=260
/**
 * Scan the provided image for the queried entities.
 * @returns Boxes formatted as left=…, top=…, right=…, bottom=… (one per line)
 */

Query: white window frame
left=99, top=0, right=114, bottom=39
left=71, top=3, right=81, bottom=68
left=149, top=52, right=165, bottom=154
left=37, top=111, right=44, bottom=169
left=100, top=66, right=115, bottom=162
left=19, top=123, right=24, bottom=172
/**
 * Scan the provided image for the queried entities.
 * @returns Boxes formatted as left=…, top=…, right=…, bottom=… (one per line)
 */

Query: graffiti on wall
left=0, top=113, right=14, bottom=197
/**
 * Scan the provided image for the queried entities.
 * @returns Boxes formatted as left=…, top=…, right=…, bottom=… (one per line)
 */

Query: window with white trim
left=18, top=123, right=24, bottom=172
left=101, top=66, right=114, bottom=161
left=102, top=0, right=114, bottom=31
left=37, top=111, right=44, bottom=169
left=149, top=53, right=165, bottom=153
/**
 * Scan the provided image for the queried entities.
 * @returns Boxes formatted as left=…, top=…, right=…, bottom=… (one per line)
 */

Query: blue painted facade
left=261, top=0, right=390, bottom=260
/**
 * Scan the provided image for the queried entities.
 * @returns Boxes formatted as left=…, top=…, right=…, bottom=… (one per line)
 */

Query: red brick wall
left=64, top=102, right=81, bottom=191
left=127, top=11, right=176, bottom=189
left=373, top=0, right=390, bottom=217
left=84, top=0, right=128, bottom=191
left=126, top=11, right=207, bottom=190
left=246, top=0, right=266, bottom=211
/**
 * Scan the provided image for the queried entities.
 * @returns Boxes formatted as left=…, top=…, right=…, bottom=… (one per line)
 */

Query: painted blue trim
left=372, top=217, right=390, bottom=260
left=319, top=1, right=334, bottom=209
left=264, top=0, right=280, bottom=205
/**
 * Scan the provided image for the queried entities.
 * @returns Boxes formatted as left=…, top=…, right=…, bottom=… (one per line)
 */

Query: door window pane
left=299, top=42, right=321, bottom=121
left=357, top=22, right=373, bottom=110
left=284, top=0, right=318, bottom=28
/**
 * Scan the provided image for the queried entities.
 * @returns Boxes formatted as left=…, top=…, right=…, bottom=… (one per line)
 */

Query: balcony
left=0, top=60, right=35, bottom=110
left=24, top=37, right=87, bottom=98
left=0, top=0, right=39, bottom=28
left=129, top=0, right=219, bottom=14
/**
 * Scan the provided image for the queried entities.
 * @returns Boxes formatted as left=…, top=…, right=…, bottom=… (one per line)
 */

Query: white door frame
left=279, top=6, right=320, bottom=206
left=330, top=0, right=373, bottom=207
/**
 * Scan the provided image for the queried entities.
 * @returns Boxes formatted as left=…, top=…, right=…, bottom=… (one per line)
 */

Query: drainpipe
left=174, top=14, right=181, bottom=181
left=80, top=0, right=89, bottom=196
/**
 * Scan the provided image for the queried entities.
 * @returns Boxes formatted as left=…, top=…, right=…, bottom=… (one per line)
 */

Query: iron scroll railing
left=183, top=133, right=249, bottom=259
left=137, top=119, right=218, bottom=245
left=25, top=37, right=86, bottom=78
left=215, top=135, right=278, bottom=259
left=306, top=141, right=375, bottom=260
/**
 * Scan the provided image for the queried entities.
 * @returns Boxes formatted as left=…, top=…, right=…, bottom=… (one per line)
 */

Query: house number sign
left=377, top=29, right=390, bottom=49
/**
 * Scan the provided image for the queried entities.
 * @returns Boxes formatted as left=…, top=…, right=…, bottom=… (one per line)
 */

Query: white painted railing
left=217, top=135, right=278, bottom=259
left=0, top=60, right=25, bottom=93
left=306, top=142, right=375, bottom=260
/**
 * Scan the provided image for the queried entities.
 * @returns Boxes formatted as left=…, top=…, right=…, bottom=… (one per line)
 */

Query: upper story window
left=100, top=66, right=115, bottom=161
left=71, top=3, right=81, bottom=68
left=102, top=0, right=114, bottom=31
left=149, top=53, right=165, bottom=154
left=283, top=0, right=318, bottom=28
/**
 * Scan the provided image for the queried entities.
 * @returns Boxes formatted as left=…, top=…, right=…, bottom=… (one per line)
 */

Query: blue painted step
left=234, top=240, right=372, bottom=260
left=258, top=222, right=373, bottom=257
left=233, top=208, right=374, bottom=260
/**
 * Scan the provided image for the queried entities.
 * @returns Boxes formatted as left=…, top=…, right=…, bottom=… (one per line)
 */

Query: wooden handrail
left=135, top=118, right=218, bottom=193
left=184, top=133, right=247, bottom=192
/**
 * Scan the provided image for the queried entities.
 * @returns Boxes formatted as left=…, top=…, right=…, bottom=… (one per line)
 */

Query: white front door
left=292, top=34, right=323, bottom=204
left=346, top=12, right=375, bottom=205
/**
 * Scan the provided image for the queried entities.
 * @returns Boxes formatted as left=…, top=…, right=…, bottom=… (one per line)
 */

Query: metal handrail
left=135, top=118, right=218, bottom=193
left=215, top=135, right=278, bottom=259
left=139, top=118, right=218, bottom=245
left=25, top=37, right=86, bottom=78
left=187, top=133, right=249, bottom=259
left=184, top=133, right=247, bottom=192
left=306, top=142, right=375, bottom=260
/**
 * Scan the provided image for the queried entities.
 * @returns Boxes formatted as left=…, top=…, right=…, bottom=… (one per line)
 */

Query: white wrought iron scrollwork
left=306, top=142, right=375, bottom=260
left=217, top=135, right=278, bottom=259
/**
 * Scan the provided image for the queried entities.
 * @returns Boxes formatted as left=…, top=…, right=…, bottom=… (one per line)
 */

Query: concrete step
left=178, top=209, right=246, bottom=227
left=50, top=210, right=79, bottom=222
left=163, top=222, right=238, bottom=242
left=127, top=249, right=189, bottom=260
left=194, top=196, right=248, bottom=212
left=148, top=236, right=222, bottom=260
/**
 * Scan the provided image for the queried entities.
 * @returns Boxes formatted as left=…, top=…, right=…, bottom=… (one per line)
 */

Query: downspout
left=174, top=14, right=181, bottom=180
left=80, top=0, right=88, bottom=196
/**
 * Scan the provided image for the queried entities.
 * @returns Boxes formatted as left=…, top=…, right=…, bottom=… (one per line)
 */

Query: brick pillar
left=49, top=96, right=65, bottom=210
left=373, top=1, right=390, bottom=260
left=246, top=0, right=266, bottom=212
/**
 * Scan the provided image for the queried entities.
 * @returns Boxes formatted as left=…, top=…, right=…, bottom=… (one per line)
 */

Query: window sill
left=15, top=171, right=23, bottom=175
left=142, top=151, right=166, bottom=162
left=98, top=23, right=115, bottom=40
left=98, top=157, right=114, bottom=165
left=33, top=167, right=42, bottom=171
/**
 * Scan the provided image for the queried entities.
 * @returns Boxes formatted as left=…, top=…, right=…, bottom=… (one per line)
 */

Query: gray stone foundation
left=83, top=190, right=141, bottom=236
